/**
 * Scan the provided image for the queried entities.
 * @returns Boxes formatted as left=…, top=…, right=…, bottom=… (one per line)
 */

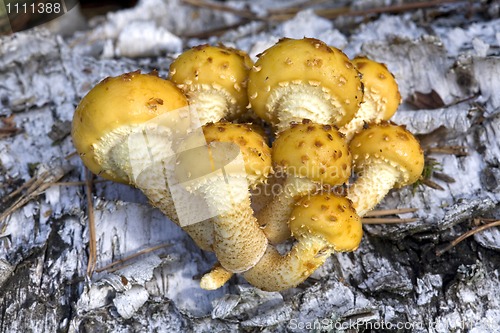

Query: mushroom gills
left=184, top=83, right=238, bottom=124
left=267, top=83, right=344, bottom=132
left=347, top=158, right=403, bottom=216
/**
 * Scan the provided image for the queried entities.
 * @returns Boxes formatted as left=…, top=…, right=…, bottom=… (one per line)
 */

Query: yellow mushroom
left=243, top=193, right=362, bottom=291
left=347, top=121, right=425, bottom=216
left=175, top=122, right=272, bottom=273
left=169, top=44, right=253, bottom=124
left=247, top=38, right=362, bottom=132
left=258, top=120, right=352, bottom=244
left=340, top=57, right=401, bottom=141
left=72, top=70, right=214, bottom=252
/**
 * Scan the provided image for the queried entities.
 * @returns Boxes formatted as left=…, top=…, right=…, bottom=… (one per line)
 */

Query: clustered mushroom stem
left=346, top=160, right=400, bottom=217
left=211, top=193, right=268, bottom=273
left=200, top=262, right=234, bottom=290
left=115, top=142, right=217, bottom=252
left=258, top=176, right=318, bottom=244
left=242, top=234, right=331, bottom=292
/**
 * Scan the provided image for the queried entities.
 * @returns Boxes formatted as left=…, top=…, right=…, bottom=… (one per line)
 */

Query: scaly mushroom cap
left=175, top=122, right=272, bottom=188
left=202, top=122, right=272, bottom=186
left=352, top=57, right=401, bottom=121
left=272, top=120, right=351, bottom=186
left=72, top=71, right=188, bottom=183
left=349, top=121, right=425, bottom=187
left=169, top=44, right=253, bottom=121
left=247, top=37, right=362, bottom=128
left=289, top=194, right=362, bottom=252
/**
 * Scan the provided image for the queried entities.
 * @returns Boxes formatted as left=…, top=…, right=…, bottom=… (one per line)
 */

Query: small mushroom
left=71, top=71, right=213, bottom=252
left=258, top=120, right=351, bottom=244
left=347, top=121, right=425, bottom=216
left=169, top=44, right=253, bottom=124
left=175, top=122, right=272, bottom=273
left=243, top=193, right=362, bottom=291
left=247, top=38, right=363, bottom=132
left=340, top=57, right=401, bottom=141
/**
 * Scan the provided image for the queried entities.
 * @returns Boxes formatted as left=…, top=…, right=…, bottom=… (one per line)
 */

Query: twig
left=182, top=0, right=259, bottom=20
left=0, top=166, right=67, bottom=225
left=436, top=219, right=500, bottom=256
left=267, top=0, right=330, bottom=15
left=180, top=20, right=252, bottom=39
left=364, top=208, right=418, bottom=217
left=362, top=217, right=419, bottom=224
left=0, top=127, right=21, bottom=139
left=65, top=151, right=78, bottom=160
left=49, top=179, right=109, bottom=187
left=433, top=172, right=456, bottom=183
left=419, top=178, right=445, bottom=191
left=183, top=0, right=466, bottom=22
left=426, top=146, right=468, bottom=156
left=314, top=0, right=464, bottom=19
left=95, top=243, right=172, bottom=273
left=85, top=169, right=97, bottom=277
left=269, top=0, right=466, bottom=21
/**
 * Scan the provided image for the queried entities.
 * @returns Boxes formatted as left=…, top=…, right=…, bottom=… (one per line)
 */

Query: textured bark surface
left=0, top=0, right=499, bottom=332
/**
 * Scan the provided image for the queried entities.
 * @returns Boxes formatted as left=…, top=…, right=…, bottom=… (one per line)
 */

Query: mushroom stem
left=258, top=176, right=317, bottom=244
left=197, top=178, right=268, bottom=273
left=347, top=160, right=400, bottom=216
left=245, top=193, right=362, bottom=292
left=242, top=234, right=330, bottom=291
left=266, top=83, right=344, bottom=132
left=200, top=262, right=234, bottom=290
left=109, top=135, right=217, bottom=252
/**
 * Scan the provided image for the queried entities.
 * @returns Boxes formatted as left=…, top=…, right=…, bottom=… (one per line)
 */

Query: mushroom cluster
left=72, top=38, right=424, bottom=292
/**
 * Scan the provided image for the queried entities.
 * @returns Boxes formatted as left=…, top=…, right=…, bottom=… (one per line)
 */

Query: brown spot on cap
left=397, top=132, right=410, bottom=141
left=314, top=140, right=323, bottom=147
left=355, top=61, right=367, bottom=69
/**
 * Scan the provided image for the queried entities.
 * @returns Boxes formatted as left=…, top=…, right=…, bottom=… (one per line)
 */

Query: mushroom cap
left=203, top=122, right=272, bottom=184
left=175, top=122, right=272, bottom=187
left=247, top=37, right=362, bottom=127
left=289, top=194, right=362, bottom=252
left=72, top=71, right=188, bottom=183
left=272, top=120, right=351, bottom=186
left=352, top=57, right=401, bottom=121
left=169, top=44, right=253, bottom=119
left=349, top=121, right=425, bottom=187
